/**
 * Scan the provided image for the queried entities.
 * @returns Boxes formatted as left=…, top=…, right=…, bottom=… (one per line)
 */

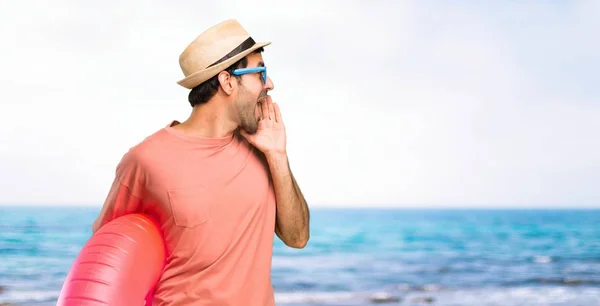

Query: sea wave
left=1, top=289, right=57, bottom=304
left=1, top=286, right=599, bottom=306
left=275, top=291, right=361, bottom=303
left=274, top=286, right=600, bottom=305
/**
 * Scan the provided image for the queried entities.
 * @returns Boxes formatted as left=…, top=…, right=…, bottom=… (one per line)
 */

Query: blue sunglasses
left=232, top=66, right=267, bottom=84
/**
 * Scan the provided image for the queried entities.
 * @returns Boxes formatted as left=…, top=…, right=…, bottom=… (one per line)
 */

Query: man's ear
left=218, top=71, right=235, bottom=95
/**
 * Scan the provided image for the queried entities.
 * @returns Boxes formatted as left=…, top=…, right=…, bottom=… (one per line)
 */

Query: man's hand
left=240, top=95, right=310, bottom=248
left=240, top=95, right=287, bottom=157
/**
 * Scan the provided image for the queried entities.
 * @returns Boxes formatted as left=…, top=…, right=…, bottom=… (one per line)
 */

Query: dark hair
left=188, top=47, right=264, bottom=107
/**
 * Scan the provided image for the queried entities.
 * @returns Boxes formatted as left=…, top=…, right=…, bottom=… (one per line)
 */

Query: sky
left=0, top=1, right=598, bottom=208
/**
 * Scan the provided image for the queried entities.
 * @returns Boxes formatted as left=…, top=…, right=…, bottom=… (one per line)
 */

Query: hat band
left=207, top=37, right=256, bottom=68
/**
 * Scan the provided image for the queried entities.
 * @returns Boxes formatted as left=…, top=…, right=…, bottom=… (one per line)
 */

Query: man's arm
left=238, top=95, right=310, bottom=248
left=92, top=151, right=145, bottom=233
left=92, top=179, right=143, bottom=233
left=266, top=153, right=310, bottom=248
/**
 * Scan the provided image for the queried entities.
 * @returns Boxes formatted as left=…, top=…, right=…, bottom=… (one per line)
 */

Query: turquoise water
left=1, top=206, right=599, bottom=305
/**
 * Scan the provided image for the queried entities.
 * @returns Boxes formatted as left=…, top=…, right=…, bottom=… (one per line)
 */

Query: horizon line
left=0, top=203, right=598, bottom=210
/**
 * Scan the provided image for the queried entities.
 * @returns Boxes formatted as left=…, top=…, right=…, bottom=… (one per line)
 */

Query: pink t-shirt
left=92, top=121, right=277, bottom=306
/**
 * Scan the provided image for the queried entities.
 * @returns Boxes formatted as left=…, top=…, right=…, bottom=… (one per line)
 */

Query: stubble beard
left=237, top=89, right=268, bottom=134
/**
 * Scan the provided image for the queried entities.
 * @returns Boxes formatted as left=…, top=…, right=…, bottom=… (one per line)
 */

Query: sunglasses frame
left=232, top=66, right=267, bottom=84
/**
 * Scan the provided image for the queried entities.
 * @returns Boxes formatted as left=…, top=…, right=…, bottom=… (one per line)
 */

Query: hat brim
left=177, top=41, right=271, bottom=89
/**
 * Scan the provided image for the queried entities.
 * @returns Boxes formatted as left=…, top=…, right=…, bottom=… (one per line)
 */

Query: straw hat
left=177, top=19, right=271, bottom=89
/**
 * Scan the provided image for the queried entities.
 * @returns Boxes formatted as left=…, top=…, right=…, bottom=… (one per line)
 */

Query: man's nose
left=264, top=77, right=274, bottom=90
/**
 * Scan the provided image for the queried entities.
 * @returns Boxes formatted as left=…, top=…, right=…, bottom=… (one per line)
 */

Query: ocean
left=0, top=206, right=599, bottom=306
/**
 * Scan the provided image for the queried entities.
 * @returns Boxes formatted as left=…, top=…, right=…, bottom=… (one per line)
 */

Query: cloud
left=0, top=1, right=598, bottom=207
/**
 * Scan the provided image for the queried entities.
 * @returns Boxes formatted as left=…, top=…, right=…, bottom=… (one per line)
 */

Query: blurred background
left=1, top=1, right=599, bottom=305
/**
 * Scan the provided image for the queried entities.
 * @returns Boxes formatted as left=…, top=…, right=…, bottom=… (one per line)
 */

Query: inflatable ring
left=57, top=214, right=166, bottom=306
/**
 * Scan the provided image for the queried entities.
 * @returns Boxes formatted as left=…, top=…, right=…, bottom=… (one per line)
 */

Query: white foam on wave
left=2, top=287, right=598, bottom=306
left=2, top=289, right=58, bottom=302
left=414, top=286, right=600, bottom=306
left=275, top=291, right=360, bottom=303
left=534, top=255, right=552, bottom=263
left=274, top=287, right=600, bottom=306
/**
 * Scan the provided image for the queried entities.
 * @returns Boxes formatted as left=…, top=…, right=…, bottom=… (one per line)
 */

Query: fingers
left=267, top=99, right=275, bottom=121
left=273, top=102, right=281, bottom=123
left=259, top=95, right=283, bottom=124
left=261, top=97, right=270, bottom=120
left=258, top=103, right=264, bottom=120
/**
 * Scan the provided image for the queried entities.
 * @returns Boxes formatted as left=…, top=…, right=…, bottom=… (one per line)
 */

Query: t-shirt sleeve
left=92, top=151, right=146, bottom=233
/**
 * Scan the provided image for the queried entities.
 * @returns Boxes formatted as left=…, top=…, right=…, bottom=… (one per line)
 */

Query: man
left=91, top=19, right=310, bottom=305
